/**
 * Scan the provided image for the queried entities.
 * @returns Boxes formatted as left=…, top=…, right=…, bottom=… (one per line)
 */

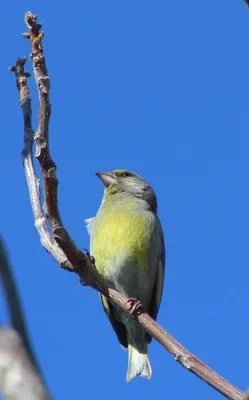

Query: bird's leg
left=124, top=298, right=143, bottom=321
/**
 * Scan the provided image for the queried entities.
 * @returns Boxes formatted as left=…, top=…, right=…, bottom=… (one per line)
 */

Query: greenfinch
left=85, top=170, right=165, bottom=382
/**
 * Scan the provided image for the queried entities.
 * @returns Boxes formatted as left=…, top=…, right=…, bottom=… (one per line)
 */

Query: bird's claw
left=84, top=249, right=96, bottom=268
left=77, top=249, right=96, bottom=287
left=125, top=298, right=143, bottom=321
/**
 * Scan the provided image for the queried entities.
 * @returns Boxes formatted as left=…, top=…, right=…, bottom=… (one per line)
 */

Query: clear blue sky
left=1, top=1, right=249, bottom=399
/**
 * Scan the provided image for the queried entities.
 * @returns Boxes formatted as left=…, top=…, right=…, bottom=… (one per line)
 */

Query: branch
left=0, top=238, right=44, bottom=378
left=0, top=327, right=50, bottom=400
left=8, top=55, right=69, bottom=270
left=9, top=11, right=245, bottom=400
left=0, top=238, right=51, bottom=399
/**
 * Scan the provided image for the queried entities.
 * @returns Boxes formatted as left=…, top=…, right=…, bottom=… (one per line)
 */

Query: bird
left=85, top=169, right=165, bottom=382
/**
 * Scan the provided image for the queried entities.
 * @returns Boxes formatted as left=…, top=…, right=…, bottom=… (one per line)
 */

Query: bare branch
left=9, top=10, right=246, bottom=400
left=0, top=327, right=51, bottom=400
left=0, top=238, right=41, bottom=376
left=0, top=239, right=51, bottom=399
left=9, top=55, right=70, bottom=270
left=25, top=11, right=85, bottom=266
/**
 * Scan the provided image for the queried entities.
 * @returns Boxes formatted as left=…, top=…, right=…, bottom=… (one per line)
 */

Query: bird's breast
left=90, top=207, right=156, bottom=278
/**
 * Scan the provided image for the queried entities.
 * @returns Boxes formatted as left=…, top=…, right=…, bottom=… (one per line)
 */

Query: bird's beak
left=96, top=172, right=115, bottom=188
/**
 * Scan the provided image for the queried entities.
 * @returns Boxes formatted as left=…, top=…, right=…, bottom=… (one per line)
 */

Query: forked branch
left=9, top=11, right=246, bottom=400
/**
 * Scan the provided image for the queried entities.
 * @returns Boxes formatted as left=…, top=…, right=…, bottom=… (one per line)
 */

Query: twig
left=9, top=11, right=246, bottom=400
left=24, top=12, right=85, bottom=265
left=0, top=239, right=51, bottom=399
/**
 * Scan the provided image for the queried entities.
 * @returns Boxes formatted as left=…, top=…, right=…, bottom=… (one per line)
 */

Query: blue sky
left=1, top=1, right=249, bottom=399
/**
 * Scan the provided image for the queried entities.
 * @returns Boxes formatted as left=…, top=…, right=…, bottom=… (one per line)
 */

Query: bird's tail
left=126, top=338, right=152, bottom=382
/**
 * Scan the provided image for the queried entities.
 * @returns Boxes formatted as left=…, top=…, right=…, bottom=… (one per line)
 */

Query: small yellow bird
left=85, top=170, right=165, bottom=381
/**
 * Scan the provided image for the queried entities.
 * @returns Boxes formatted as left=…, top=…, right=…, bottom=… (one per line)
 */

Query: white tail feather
left=126, top=343, right=152, bottom=382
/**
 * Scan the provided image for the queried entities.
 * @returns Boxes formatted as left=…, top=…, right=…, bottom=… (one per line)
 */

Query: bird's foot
left=84, top=249, right=96, bottom=267
left=79, top=249, right=96, bottom=286
left=124, top=298, right=143, bottom=321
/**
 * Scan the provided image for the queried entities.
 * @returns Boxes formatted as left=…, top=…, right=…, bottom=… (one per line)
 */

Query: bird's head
left=96, top=169, right=157, bottom=212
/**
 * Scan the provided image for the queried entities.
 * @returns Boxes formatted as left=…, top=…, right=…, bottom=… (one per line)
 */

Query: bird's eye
left=122, top=172, right=130, bottom=177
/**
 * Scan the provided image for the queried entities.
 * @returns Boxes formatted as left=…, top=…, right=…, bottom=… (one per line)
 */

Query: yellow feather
left=90, top=205, right=152, bottom=275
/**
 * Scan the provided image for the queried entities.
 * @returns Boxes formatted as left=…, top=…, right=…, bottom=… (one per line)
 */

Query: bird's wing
left=85, top=217, right=96, bottom=235
left=100, top=294, right=128, bottom=349
left=147, top=220, right=165, bottom=343
left=86, top=215, right=127, bottom=347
